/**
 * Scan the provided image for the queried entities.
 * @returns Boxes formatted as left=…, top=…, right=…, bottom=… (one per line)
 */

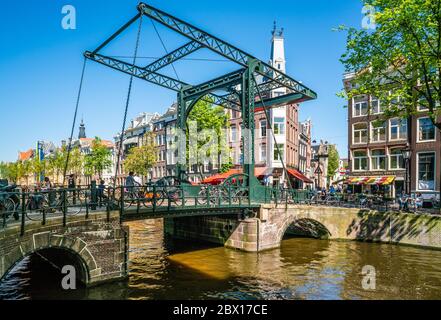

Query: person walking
left=98, top=179, right=107, bottom=207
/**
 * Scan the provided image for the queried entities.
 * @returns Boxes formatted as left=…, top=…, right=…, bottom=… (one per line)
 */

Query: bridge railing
left=0, top=185, right=113, bottom=235
left=0, top=183, right=255, bottom=234
left=116, top=183, right=252, bottom=216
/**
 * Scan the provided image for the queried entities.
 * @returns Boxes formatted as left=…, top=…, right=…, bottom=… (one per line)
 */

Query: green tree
left=6, top=162, right=19, bottom=184
left=0, top=161, right=8, bottom=179
left=339, top=0, right=440, bottom=198
left=30, top=157, right=46, bottom=183
left=84, top=137, right=112, bottom=179
left=339, top=0, right=440, bottom=126
left=327, top=145, right=340, bottom=181
left=124, top=132, right=156, bottom=178
left=187, top=98, right=232, bottom=174
left=21, top=160, right=32, bottom=186
left=68, top=147, right=84, bottom=180
left=46, top=149, right=66, bottom=184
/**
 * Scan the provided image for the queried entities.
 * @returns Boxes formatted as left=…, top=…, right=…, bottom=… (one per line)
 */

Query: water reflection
left=1, top=219, right=441, bottom=300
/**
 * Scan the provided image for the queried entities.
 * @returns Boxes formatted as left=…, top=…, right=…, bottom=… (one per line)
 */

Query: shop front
left=346, top=176, right=397, bottom=197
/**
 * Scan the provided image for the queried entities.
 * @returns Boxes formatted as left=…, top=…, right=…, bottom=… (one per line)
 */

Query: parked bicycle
left=0, top=184, right=19, bottom=222
left=25, top=189, right=84, bottom=221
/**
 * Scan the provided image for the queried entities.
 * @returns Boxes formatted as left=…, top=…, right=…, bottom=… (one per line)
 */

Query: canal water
left=1, top=219, right=441, bottom=300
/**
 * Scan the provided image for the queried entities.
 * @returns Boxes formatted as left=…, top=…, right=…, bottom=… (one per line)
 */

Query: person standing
left=98, top=180, right=106, bottom=207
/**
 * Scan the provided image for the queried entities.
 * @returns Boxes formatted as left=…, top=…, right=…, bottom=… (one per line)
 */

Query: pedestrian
left=68, top=174, right=76, bottom=189
left=330, top=185, right=336, bottom=194
left=415, top=192, right=424, bottom=210
left=98, top=179, right=106, bottom=207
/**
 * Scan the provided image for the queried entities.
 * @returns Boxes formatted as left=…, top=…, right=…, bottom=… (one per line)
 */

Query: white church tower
left=268, top=22, right=288, bottom=181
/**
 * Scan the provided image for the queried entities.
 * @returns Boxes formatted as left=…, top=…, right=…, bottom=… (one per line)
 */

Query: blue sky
left=0, top=0, right=363, bottom=162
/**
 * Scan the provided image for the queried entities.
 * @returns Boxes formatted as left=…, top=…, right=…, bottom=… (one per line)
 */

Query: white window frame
left=370, top=121, right=386, bottom=143
left=273, top=117, right=285, bottom=135
left=260, top=120, right=267, bottom=138
left=353, top=122, right=368, bottom=144
left=231, top=126, right=237, bottom=143
left=389, top=148, right=405, bottom=170
left=353, top=100, right=368, bottom=117
left=370, top=149, right=386, bottom=171
left=417, top=117, right=436, bottom=143
left=274, top=144, right=284, bottom=161
left=353, top=150, right=368, bottom=172
left=371, top=98, right=382, bottom=115
left=260, top=144, right=267, bottom=163
left=416, top=152, right=437, bottom=191
left=389, top=118, right=407, bottom=141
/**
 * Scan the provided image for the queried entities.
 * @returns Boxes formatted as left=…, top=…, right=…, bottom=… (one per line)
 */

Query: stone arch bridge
left=2, top=205, right=441, bottom=286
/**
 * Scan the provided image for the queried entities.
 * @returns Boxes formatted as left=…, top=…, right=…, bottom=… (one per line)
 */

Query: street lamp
left=402, top=147, right=412, bottom=195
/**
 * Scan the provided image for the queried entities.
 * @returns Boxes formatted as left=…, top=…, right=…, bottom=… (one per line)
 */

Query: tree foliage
left=84, top=137, right=112, bottom=179
left=187, top=98, right=232, bottom=173
left=327, top=145, right=340, bottom=179
left=124, top=132, right=157, bottom=178
left=339, top=0, right=440, bottom=128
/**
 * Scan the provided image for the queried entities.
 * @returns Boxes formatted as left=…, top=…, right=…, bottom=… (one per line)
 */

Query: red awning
left=202, top=167, right=271, bottom=185
left=287, top=168, right=313, bottom=184
left=202, top=169, right=242, bottom=185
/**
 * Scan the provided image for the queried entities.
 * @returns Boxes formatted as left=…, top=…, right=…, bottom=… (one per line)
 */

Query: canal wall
left=165, top=205, right=441, bottom=252
left=163, top=215, right=241, bottom=246
left=0, top=211, right=129, bottom=286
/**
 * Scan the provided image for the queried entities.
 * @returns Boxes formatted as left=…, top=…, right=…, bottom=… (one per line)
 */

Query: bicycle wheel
left=65, top=195, right=83, bottom=215
left=196, top=188, right=216, bottom=206
left=1, top=198, right=16, bottom=223
left=26, top=198, right=48, bottom=221
left=171, top=189, right=186, bottom=207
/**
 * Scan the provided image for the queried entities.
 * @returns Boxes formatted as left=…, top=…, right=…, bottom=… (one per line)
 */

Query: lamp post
left=402, top=147, right=412, bottom=195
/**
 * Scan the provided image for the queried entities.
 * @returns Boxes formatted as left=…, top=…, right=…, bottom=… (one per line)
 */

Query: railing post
left=136, top=187, right=141, bottom=215
left=90, top=180, right=97, bottom=211
left=228, top=185, right=232, bottom=206
left=152, top=185, right=157, bottom=213
left=62, top=189, right=66, bottom=227
left=207, top=185, right=211, bottom=207
left=181, top=186, right=185, bottom=208
left=120, top=186, right=125, bottom=218
left=2, top=201, right=6, bottom=229
left=85, top=187, right=89, bottom=219
left=20, top=192, right=26, bottom=236
left=106, top=187, right=110, bottom=218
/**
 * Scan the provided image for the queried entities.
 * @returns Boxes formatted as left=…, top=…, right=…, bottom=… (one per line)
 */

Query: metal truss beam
left=84, top=51, right=240, bottom=110
left=93, top=13, right=141, bottom=55
left=144, top=41, right=202, bottom=71
left=137, top=2, right=317, bottom=101
left=182, top=69, right=244, bottom=100
left=254, top=92, right=304, bottom=109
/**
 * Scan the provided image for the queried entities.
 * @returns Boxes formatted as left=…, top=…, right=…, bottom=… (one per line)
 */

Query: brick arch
left=0, top=234, right=97, bottom=285
left=275, top=213, right=332, bottom=244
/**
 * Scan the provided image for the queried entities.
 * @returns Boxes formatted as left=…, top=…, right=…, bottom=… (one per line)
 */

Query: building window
left=417, top=152, right=436, bottom=190
left=260, top=120, right=267, bottom=137
left=418, top=117, right=436, bottom=141
left=273, top=117, right=285, bottom=135
left=371, top=98, right=382, bottom=114
left=353, top=101, right=368, bottom=117
left=274, top=144, right=284, bottom=161
left=371, top=121, right=386, bottom=142
left=353, top=123, right=368, bottom=144
left=390, top=118, right=408, bottom=141
left=260, top=144, right=267, bottom=163
left=231, top=126, right=237, bottom=142
left=371, top=149, right=386, bottom=170
left=389, top=149, right=405, bottom=170
left=353, top=150, right=368, bottom=171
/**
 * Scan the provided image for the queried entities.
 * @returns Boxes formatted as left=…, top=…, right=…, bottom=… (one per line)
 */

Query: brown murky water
left=1, top=219, right=441, bottom=300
